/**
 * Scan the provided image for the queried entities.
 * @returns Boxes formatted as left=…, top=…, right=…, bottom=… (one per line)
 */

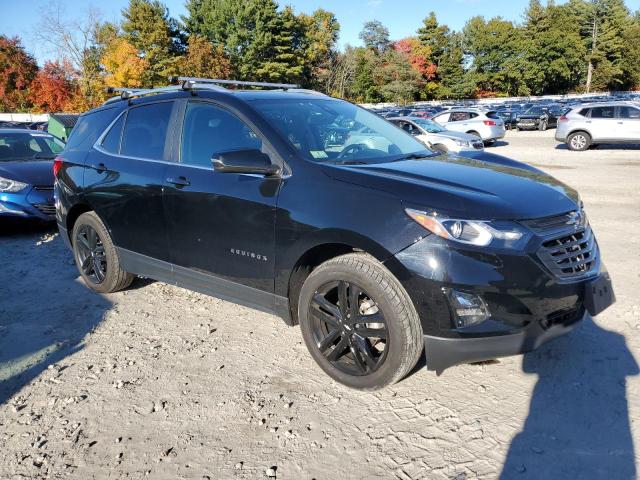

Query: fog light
left=444, top=289, right=490, bottom=328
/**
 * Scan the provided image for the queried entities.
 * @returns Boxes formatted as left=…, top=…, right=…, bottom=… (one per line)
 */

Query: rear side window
left=121, top=102, right=173, bottom=160
left=101, top=113, right=125, bottom=154
left=578, top=108, right=590, bottom=116
left=590, top=106, right=615, bottom=119
left=618, top=106, right=640, bottom=119
left=181, top=102, right=262, bottom=168
left=450, top=112, right=470, bottom=122
left=65, top=107, right=119, bottom=151
left=485, top=111, right=500, bottom=119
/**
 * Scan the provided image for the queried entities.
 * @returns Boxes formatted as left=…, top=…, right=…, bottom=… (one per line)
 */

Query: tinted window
left=121, top=102, right=173, bottom=160
left=590, top=106, right=615, bottom=119
left=450, top=112, right=470, bottom=122
left=101, top=113, right=125, bottom=153
left=618, top=106, right=640, bottom=119
left=65, top=107, right=119, bottom=151
left=181, top=102, right=262, bottom=168
left=486, top=111, right=500, bottom=119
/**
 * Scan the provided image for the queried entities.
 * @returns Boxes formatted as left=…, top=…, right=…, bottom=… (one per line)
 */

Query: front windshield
left=251, top=98, right=432, bottom=164
left=411, top=118, right=447, bottom=133
left=525, top=107, right=545, bottom=116
left=0, top=132, right=64, bottom=162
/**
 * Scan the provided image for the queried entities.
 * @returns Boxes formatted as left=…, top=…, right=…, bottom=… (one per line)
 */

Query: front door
left=163, top=100, right=281, bottom=300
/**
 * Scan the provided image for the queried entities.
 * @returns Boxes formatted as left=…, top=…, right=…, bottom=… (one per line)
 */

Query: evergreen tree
left=359, top=20, right=390, bottom=53
left=122, top=0, right=184, bottom=87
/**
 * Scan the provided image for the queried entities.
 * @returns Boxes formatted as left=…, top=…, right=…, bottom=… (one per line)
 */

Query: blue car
left=0, top=129, right=65, bottom=222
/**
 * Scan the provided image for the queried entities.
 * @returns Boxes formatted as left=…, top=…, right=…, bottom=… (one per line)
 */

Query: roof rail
left=176, top=76, right=300, bottom=90
left=104, top=76, right=323, bottom=105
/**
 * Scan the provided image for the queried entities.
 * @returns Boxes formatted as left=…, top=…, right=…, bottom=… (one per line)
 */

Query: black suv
left=54, top=78, right=614, bottom=390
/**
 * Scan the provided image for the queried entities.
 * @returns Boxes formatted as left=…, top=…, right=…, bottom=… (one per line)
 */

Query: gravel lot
left=1, top=129, right=639, bottom=479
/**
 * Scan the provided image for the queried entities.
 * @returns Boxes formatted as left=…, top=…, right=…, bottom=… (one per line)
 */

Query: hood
left=0, top=160, right=54, bottom=187
left=322, top=152, right=579, bottom=220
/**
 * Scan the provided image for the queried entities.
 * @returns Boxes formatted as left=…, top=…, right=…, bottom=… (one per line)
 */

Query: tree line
left=1, top=0, right=639, bottom=113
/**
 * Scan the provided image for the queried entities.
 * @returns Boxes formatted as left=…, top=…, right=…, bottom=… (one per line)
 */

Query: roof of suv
left=571, top=100, right=640, bottom=109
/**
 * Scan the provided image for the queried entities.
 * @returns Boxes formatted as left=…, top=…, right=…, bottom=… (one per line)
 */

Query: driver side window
left=181, top=102, right=262, bottom=168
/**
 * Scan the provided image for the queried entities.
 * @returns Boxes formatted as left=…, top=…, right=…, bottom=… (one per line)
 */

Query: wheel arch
left=284, top=236, right=394, bottom=325
left=65, top=203, right=93, bottom=242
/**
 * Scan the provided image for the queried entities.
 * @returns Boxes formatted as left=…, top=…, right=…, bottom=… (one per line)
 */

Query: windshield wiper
left=393, top=152, right=434, bottom=161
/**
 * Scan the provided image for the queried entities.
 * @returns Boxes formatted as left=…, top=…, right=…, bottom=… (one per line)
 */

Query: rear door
left=162, top=100, right=281, bottom=298
left=85, top=100, right=176, bottom=262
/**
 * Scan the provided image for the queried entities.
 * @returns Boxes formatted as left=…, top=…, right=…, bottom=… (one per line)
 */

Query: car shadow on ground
left=555, top=143, right=640, bottom=151
left=0, top=221, right=112, bottom=406
left=501, top=316, right=638, bottom=479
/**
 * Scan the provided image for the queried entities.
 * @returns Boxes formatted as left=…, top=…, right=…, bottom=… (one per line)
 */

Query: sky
left=3, top=0, right=640, bottom=66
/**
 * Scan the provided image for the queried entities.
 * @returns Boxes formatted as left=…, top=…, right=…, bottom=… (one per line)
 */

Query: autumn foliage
left=102, top=38, right=149, bottom=88
left=0, top=36, right=38, bottom=111
left=28, top=60, right=77, bottom=112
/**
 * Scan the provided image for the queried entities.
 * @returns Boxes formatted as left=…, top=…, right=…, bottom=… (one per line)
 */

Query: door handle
left=90, top=163, right=107, bottom=173
left=166, top=176, right=190, bottom=187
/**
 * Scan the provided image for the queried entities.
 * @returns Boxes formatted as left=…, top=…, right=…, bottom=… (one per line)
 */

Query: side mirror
left=212, top=149, right=280, bottom=176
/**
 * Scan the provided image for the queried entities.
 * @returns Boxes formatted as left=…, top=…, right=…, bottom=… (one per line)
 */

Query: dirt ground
left=1, top=130, right=639, bottom=480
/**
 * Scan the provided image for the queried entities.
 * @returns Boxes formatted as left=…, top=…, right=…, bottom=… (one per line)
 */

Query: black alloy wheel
left=75, top=224, right=107, bottom=284
left=309, top=280, right=388, bottom=376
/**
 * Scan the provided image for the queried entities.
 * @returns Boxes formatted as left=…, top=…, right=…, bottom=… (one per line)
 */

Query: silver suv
left=556, top=101, right=640, bottom=151
left=431, top=108, right=506, bottom=145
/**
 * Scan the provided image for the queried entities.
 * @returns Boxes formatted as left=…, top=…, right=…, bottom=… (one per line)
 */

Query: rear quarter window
left=485, top=111, right=500, bottom=119
left=64, top=107, right=120, bottom=151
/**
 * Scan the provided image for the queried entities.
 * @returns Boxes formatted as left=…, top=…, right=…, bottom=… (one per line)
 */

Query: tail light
left=53, top=156, right=63, bottom=178
left=559, top=115, right=568, bottom=122
left=483, top=120, right=496, bottom=126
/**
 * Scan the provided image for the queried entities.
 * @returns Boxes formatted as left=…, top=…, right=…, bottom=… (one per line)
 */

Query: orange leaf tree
left=29, top=60, right=77, bottom=112
left=0, top=35, right=38, bottom=111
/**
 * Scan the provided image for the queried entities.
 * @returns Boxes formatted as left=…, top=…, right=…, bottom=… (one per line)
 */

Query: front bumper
left=424, top=309, right=584, bottom=372
left=0, top=187, right=55, bottom=221
left=384, top=232, right=613, bottom=372
left=517, top=121, right=540, bottom=130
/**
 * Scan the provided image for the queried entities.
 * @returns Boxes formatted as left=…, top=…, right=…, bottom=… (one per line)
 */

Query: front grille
left=521, top=210, right=585, bottom=235
left=33, top=203, right=56, bottom=215
left=541, top=306, right=583, bottom=329
left=537, top=227, right=597, bottom=279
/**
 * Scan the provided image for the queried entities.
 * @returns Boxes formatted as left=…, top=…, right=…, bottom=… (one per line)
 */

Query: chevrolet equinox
left=54, top=77, right=615, bottom=390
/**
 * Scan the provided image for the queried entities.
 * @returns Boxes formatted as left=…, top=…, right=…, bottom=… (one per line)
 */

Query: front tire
left=72, top=212, right=134, bottom=293
left=567, top=131, right=591, bottom=151
left=539, top=120, right=548, bottom=131
left=298, top=253, right=423, bottom=390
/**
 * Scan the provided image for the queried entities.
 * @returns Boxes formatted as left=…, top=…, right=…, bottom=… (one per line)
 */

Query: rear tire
left=298, top=253, right=423, bottom=390
left=72, top=212, right=134, bottom=293
left=567, top=131, right=591, bottom=151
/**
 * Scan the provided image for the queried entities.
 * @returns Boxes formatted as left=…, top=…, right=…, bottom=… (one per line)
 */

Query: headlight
left=454, top=139, right=471, bottom=147
left=406, top=208, right=530, bottom=249
left=0, top=176, right=28, bottom=193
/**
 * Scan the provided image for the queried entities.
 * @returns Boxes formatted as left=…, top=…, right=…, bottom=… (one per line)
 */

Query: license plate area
left=584, top=274, right=615, bottom=316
